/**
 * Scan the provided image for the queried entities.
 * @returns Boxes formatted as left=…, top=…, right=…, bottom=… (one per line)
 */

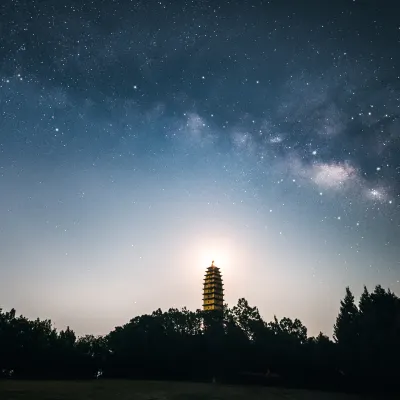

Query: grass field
left=0, top=380, right=387, bottom=400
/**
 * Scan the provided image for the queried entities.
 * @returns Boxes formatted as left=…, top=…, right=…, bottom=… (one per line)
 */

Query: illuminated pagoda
left=203, top=261, right=224, bottom=311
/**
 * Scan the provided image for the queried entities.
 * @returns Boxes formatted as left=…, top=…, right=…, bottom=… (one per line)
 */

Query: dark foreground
left=0, top=380, right=390, bottom=400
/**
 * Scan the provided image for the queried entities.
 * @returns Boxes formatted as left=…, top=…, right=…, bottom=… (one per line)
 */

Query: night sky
left=1, top=0, right=399, bottom=337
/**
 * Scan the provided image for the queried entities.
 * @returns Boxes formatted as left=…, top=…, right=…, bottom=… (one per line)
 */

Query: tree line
left=1, top=285, right=399, bottom=393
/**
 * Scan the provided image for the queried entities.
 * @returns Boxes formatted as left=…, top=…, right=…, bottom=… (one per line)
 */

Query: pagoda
left=203, top=261, right=224, bottom=311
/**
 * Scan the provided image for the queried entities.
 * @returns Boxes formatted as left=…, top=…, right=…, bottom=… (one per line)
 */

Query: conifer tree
left=333, top=287, right=359, bottom=344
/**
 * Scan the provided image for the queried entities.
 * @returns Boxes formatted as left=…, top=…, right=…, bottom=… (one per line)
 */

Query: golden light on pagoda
left=202, top=260, right=224, bottom=311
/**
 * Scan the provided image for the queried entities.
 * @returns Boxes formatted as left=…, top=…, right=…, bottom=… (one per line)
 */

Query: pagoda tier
left=202, top=261, right=224, bottom=311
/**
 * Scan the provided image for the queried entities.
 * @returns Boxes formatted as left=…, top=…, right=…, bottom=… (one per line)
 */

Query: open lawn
left=0, top=380, right=389, bottom=400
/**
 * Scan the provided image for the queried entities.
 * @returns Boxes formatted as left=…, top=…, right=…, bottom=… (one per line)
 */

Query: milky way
left=0, top=0, right=399, bottom=336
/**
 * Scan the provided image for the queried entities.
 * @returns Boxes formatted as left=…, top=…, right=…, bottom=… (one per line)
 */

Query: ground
left=0, top=380, right=387, bottom=399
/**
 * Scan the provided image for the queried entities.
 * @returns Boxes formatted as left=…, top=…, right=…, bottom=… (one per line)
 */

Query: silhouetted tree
left=2, top=284, right=400, bottom=393
left=356, top=285, right=400, bottom=389
left=333, top=287, right=360, bottom=381
left=334, top=287, right=359, bottom=345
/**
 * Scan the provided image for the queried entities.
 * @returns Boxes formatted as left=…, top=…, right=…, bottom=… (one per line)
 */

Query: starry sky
left=0, top=0, right=399, bottom=337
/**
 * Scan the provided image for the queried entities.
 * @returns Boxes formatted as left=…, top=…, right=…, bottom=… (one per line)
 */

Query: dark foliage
left=1, top=285, right=399, bottom=393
